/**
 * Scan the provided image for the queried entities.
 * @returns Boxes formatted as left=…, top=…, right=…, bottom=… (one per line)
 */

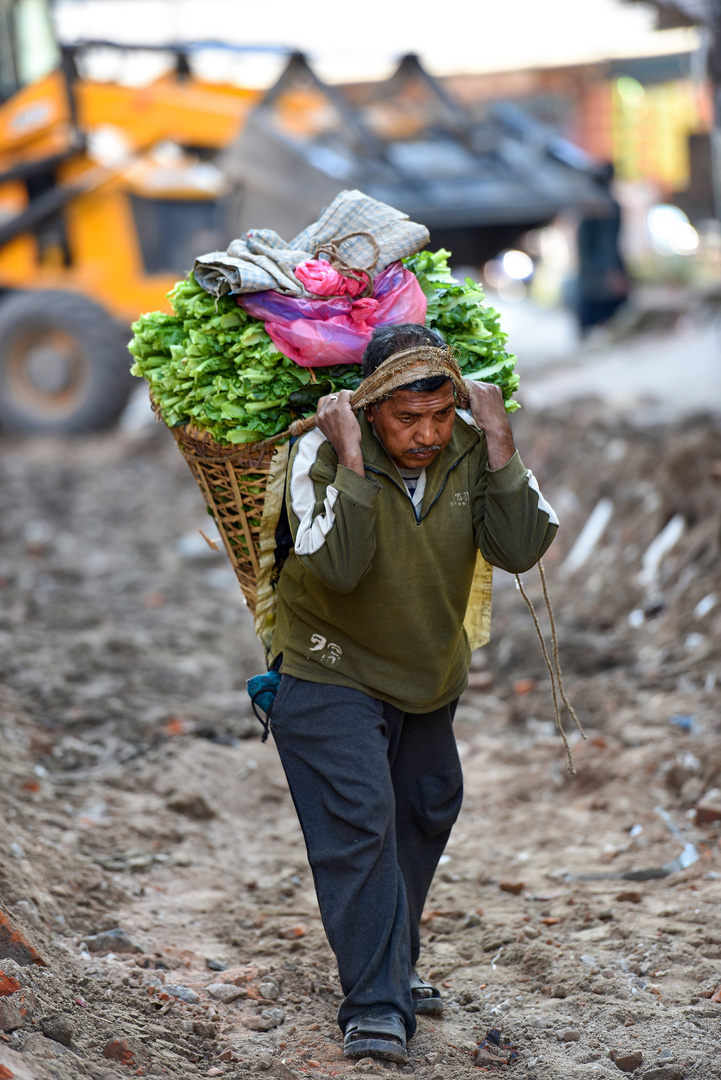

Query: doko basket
left=170, top=422, right=277, bottom=615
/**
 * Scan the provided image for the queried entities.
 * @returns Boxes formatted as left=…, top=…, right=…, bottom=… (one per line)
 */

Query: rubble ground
left=1, top=402, right=720, bottom=1080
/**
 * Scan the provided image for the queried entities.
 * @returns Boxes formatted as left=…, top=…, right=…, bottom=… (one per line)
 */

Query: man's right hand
left=317, top=390, right=365, bottom=476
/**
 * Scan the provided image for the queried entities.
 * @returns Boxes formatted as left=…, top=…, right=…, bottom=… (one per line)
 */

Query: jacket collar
left=359, top=410, right=482, bottom=516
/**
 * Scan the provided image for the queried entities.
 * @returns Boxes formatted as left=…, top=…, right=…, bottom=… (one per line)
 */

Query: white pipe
left=637, top=513, right=685, bottom=590
left=562, top=497, right=614, bottom=575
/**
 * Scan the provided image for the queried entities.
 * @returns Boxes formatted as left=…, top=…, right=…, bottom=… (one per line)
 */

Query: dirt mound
left=1, top=407, right=720, bottom=1079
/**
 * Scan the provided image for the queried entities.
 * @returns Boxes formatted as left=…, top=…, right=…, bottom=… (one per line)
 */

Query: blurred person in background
left=574, top=163, right=631, bottom=335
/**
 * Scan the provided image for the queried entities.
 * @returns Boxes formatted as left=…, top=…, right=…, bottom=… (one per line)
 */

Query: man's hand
left=464, top=380, right=516, bottom=471
left=316, top=390, right=365, bottom=476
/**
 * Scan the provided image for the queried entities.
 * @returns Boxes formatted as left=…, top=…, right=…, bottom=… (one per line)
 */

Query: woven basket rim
left=151, top=393, right=281, bottom=463
left=171, top=422, right=278, bottom=465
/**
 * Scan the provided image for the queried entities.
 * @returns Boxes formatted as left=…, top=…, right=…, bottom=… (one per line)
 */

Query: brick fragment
left=103, top=1039, right=136, bottom=1067
left=513, top=677, right=537, bottom=695
left=695, top=803, right=721, bottom=826
left=16, top=988, right=36, bottom=1019
left=475, top=1048, right=504, bottom=1066
left=0, top=912, right=44, bottom=968
left=499, top=880, right=524, bottom=895
left=609, top=1048, right=643, bottom=1072
left=279, top=924, right=306, bottom=940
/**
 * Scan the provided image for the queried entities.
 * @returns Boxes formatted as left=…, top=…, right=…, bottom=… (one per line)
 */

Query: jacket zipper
left=365, top=464, right=418, bottom=520
left=365, top=445, right=474, bottom=525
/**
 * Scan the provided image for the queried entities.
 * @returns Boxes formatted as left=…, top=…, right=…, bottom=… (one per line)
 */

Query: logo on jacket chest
left=449, top=491, right=470, bottom=507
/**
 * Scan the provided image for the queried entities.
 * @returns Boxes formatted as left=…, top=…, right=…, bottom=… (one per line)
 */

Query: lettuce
left=128, top=251, right=519, bottom=445
left=402, top=248, right=519, bottom=411
left=128, top=277, right=361, bottom=443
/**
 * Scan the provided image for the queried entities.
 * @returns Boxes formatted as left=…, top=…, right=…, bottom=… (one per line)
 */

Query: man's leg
left=388, top=700, right=463, bottom=968
left=270, top=676, right=416, bottom=1038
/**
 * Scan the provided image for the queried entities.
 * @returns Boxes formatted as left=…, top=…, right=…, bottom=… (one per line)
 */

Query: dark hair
left=361, top=323, right=449, bottom=393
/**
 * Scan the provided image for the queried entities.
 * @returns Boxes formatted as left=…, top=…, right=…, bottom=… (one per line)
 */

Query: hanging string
left=538, top=559, right=585, bottom=741
left=515, top=561, right=586, bottom=775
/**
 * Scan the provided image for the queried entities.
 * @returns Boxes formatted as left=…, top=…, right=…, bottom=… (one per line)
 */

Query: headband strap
left=351, top=345, right=468, bottom=410
left=287, top=344, right=468, bottom=440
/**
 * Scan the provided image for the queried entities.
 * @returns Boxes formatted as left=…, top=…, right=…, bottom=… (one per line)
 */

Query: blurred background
left=0, top=0, right=720, bottom=432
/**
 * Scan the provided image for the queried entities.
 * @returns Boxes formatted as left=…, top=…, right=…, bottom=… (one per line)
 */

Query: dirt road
left=1, top=395, right=720, bottom=1080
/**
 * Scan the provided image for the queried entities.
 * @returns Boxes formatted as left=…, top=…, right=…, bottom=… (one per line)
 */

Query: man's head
left=361, top=324, right=456, bottom=470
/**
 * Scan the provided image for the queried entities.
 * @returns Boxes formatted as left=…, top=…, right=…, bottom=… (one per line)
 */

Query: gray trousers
left=270, top=675, right=463, bottom=1037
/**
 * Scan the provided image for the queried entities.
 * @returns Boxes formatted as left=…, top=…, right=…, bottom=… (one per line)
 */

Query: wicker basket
left=170, top=423, right=278, bottom=614
left=163, top=347, right=468, bottom=617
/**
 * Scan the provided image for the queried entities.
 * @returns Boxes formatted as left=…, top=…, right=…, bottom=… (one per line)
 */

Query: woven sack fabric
left=193, top=189, right=429, bottom=297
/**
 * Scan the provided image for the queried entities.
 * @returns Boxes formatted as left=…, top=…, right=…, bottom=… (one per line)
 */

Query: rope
left=314, top=230, right=381, bottom=299
left=239, top=343, right=469, bottom=452
left=281, top=345, right=469, bottom=442
left=350, top=345, right=468, bottom=409
left=515, top=561, right=585, bottom=774
left=538, top=559, right=585, bottom=741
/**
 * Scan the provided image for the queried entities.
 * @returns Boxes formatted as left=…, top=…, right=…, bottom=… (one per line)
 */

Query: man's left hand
left=317, top=390, right=365, bottom=476
left=464, top=380, right=516, bottom=471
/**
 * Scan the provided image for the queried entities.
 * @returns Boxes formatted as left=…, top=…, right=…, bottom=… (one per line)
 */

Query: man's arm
left=286, top=392, right=380, bottom=593
left=464, top=380, right=516, bottom=470
left=465, top=381, right=559, bottom=573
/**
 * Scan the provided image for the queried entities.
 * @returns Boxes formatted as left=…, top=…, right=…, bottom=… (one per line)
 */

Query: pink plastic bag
left=294, top=259, right=367, bottom=298
left=237, top=262, right=427, bottom=367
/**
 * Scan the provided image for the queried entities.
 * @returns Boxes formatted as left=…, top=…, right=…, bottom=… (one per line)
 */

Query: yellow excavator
left=0, top=0, right=266, bottom=433
left=1, top=0, right=612, bottom=435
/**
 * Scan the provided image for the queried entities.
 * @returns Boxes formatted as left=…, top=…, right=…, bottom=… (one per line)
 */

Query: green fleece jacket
left=269, top=410, right=558, bottom=712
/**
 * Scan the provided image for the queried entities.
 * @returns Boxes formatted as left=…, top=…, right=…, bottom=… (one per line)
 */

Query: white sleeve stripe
left=527, top=470, right=559, bottom=526
left=290, top=429, right=341, bottom=556
left=294, top=487, right=340, bottom=556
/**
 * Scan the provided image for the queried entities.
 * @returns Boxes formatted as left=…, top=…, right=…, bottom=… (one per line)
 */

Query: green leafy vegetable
left=402, top=248, right=519, bottom=411
left=128, top=277, right=361, bottom=443
left=128, top=250, right=519, bottom=445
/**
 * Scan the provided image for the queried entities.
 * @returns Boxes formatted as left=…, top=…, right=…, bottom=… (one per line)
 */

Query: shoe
left=410, top=967, right=443, bottom=1015
left=343, top=1005, right=408, bottom=1064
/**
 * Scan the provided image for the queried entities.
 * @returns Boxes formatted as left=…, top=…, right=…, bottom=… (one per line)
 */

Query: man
left=268, top=323, right=558, bottom=1064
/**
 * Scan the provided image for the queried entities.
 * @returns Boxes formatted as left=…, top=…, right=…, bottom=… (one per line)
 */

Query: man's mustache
left=407, top=445, right=442, bottom=454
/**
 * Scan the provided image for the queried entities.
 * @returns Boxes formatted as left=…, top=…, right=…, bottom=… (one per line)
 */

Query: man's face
left=366, top=383, right=456, bottom=470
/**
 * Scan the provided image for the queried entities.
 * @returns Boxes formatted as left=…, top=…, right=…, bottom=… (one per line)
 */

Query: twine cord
left=284, top=345, right=468, bottom=442
left=515, top=561, right=585, bottom=774
left=351, top=345, right=468, bottom=409
left=314, top=230, right=381, bottom=299
left=538, top=559, right=585, bottom=741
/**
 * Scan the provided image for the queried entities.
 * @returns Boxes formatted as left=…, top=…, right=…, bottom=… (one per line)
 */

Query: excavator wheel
left=0, top=290, right=134, bottom=435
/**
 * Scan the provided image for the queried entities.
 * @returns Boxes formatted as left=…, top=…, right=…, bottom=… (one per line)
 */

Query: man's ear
left=363, top=404, right=376, bottom=422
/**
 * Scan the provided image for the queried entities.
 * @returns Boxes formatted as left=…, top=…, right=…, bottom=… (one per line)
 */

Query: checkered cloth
left=193, top=189, right=430, bottom=297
